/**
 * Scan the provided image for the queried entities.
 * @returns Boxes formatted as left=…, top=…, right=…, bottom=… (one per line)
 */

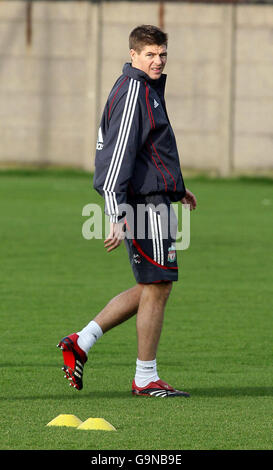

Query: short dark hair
left=129, top=25, right=168, bottom=53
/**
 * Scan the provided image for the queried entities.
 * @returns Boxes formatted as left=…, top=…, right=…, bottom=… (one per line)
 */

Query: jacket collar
left=122, top=63, right=167, bottom=94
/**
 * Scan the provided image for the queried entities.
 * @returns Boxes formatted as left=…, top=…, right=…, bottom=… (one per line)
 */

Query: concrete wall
left=234, top=7, right=273, bottom=172
left=0, top=1, right=272, bottom=175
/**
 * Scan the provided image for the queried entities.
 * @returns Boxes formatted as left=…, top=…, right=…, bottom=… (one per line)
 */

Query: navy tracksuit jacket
left=93, top=63, right=186, bottom=222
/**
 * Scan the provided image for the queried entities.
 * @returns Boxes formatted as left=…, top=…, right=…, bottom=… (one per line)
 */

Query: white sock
left=77, top=320, right=103, bottom=355
left=134, top=358, right=160, bottom=388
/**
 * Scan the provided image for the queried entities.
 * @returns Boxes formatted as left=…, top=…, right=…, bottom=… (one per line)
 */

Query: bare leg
left=93, top=284, right=144, bottom=333
left=136, top=282, right=172, bottom=361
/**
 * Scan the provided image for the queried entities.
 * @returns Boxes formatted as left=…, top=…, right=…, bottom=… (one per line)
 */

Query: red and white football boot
left=132, top=379, right=190, bottom=398
left=57, top=333, right=87, bottom=390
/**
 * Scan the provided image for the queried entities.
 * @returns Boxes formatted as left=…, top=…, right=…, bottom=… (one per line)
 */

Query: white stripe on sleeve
left=103, top=78, right=140, bottom=218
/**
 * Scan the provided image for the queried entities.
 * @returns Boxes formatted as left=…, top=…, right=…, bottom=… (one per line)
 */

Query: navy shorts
left=124, top=194, right=178, bottom=284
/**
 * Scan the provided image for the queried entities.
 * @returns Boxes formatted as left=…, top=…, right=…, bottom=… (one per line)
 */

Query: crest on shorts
left=168, top=244, right=176, bottom=263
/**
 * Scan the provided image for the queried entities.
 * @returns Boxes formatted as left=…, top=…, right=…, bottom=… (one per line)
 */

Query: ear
left=129, top=49, right=137, bottom=63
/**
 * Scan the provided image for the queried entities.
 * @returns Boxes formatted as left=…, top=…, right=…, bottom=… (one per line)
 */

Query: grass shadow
left=1, top=387, right=272, bottom=402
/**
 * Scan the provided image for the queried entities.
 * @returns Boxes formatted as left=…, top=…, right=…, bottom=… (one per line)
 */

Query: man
left=58, top=25, right=197, bottom=398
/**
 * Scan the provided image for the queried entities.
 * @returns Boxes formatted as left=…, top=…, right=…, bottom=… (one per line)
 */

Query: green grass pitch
left=0, top=169, right=272, bottom=450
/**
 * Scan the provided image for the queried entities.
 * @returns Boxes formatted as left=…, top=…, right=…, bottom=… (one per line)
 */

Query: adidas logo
left=154, top=99, right=159, bottom=109
left=96, top=127, right=104, bottom=150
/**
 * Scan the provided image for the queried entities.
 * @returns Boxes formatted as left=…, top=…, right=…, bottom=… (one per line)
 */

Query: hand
left=181, top=188, right=197, bottom=211
left=104, top=222, right=125, bottom=252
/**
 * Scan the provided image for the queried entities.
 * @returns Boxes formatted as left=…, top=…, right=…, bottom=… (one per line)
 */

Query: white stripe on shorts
left=149, top=208, right=164, bottom=266
left=157, top=213, right=164, bottom=266
left=149, top=207, right=157, bottom=263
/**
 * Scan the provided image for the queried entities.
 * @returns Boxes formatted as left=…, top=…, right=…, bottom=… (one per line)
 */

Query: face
left=130, top=44, right=167, bottom=80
